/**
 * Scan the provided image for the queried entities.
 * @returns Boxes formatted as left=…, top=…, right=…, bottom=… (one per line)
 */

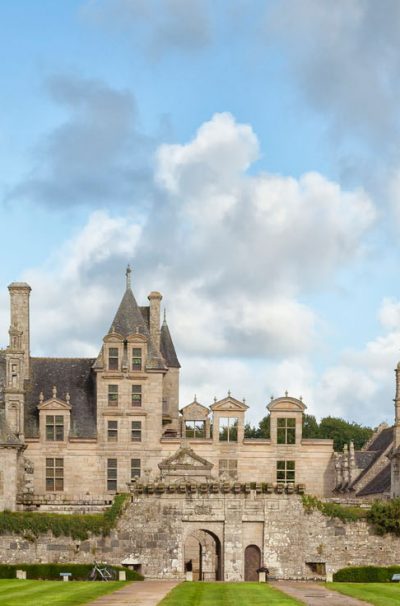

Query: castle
left=1, top=268, right=400, bottom=580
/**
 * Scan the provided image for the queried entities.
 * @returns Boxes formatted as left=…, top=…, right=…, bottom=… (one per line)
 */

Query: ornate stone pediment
left=180, top=401, right=210, bottom=419
left=37, top=398, right=71, bottom=411
left=158, top=447, right=213, bottom=480
left=210, top=396, right=248, bottom=412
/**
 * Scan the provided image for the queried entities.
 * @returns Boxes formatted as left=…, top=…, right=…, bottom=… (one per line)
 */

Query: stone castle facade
left=1, top=269, right=400, bottom=580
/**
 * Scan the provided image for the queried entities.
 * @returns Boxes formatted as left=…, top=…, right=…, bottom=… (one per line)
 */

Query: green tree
left=302, top=414, right=319, bottom=438
left=318, top=416, right=373, bottom=451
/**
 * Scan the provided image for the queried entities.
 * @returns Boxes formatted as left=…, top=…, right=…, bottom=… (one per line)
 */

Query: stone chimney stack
left=148, top=291, right=162, bottom=351
left=394, top=362, right=400, bottom=449
left=8, top=282, right=31, bottom=380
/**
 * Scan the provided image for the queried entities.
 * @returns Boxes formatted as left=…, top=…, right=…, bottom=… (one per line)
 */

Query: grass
left=328, top=582, right=400, bottom=606
left=0, top=579, right=128, bottom=606
left=159, top=582, right=305, bottom=606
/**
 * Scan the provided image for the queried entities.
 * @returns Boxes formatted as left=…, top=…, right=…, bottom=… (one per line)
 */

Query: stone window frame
left=276, top=460, right=295, bottom=484
left=45, top=414, right=64, bottom=441
left=107, top=420, right=118, bottom=442
left=108, top=347, right=119, bottom=371
left=131, top=384, right=142, bottom=407
left=277, top=417, right=296, bottom=444
left=185, top=420, right=206, bottom=439
left=131, top=347, right=143, bottom=372
left=219, top=459, right=238, bottom=479
left=108, top=384, right=119, bottom=407
left=131, top=420, right=142, bottom=442
left=46, top=457, right=64, bottom=492
left=131, top=458, right=141, bottom=479
left=107, top=458, right=117, bottom=491
left=218, top=417, right=239, bottom=442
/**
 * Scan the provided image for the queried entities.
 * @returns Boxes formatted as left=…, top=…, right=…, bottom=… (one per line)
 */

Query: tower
left=4, top=282, right=31, bottom=437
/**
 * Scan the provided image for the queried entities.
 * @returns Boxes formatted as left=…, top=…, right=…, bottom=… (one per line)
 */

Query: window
left=277, top=418, right=296, bottom=444
left=46, top=415, right=64, bottom=441
left=185, top=420, right=205, bottom=439
left=108, top=347, right=119, bottom=371
left=219, top=417, right=238, bottom=442
left=46, top=458, right=64, bottom=491
left=132, top=348, right=142, bottom=371
left=107, top=458, right=117, bottom=491
left=131, top=384, right=142, bottom=407
left=131, top=420, right=142, bottom=442
left=131, top=458, right=141, bottom=480
left=108, top=384, right=118, bottom=406
left=107, top=420, right=118, bottom=442
left=277, top=460, right=295, bottom=484
left=219, top=459, right=237, bottom=479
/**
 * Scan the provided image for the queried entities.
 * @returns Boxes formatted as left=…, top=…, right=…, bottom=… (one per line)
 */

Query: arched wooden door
left=244, top=544, right=261, bottom=581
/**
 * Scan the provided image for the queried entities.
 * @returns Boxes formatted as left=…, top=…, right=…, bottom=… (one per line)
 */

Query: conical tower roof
left=160, top=314, right=180, bottom=368
left=108, top=287, right=150, bottom=338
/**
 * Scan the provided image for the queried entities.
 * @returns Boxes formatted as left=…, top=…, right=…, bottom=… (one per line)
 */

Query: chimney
left=8, top=282, right=31, bottom=379
left=148, top=291, right=162, bottom=351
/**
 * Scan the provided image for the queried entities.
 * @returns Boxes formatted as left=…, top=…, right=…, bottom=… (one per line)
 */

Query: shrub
left=0, top=563, right=143, bottom=581
left=366, top=499, right=400, bottom=536
left=0, top=494, right=130, bottom=541
left=333, top=565, right=400, bottom=583
left=301, top=495, right=366, bottom=523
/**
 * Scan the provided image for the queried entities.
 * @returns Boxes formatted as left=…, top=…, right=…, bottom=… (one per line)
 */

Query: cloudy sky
left=1, top=0, right=400, bottom=428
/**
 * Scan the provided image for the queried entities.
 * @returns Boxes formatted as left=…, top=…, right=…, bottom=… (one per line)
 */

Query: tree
left=302, top=414, right=319, bottom=438
left=318, top=416, right=373, bottom=451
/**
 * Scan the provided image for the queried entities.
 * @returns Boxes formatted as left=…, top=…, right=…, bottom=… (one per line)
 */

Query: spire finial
left=228, top=389, right=231, bottom=397
left=52, top=385, right=57, bottom=398
left=285, top=390, right=288, bottom=397
left=163, top=308, right=167, bottom=324
left=194, top=394, right=197, bottom=403
left=126, top=264, right=132, bottom=290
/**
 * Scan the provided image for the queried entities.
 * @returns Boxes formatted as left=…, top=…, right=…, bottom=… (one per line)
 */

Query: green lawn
left=0, top=579, right=128, bottom=606
left=159, top=582, right=304, bottom=606
left=328, top=582, right=400, bottom=606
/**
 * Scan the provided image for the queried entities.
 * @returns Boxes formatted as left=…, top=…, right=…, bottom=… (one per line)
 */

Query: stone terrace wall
left=0, top=493, right=400, bottom=580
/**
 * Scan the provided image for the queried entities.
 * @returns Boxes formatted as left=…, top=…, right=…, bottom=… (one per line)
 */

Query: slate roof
left=24, top=358, right=96, bottom=438
left=355, top=451, right=377, bottom=469
left=109, top=288, right=149, bottom=337
left=160, top=320, right=180, bottom=368
left=357, top=463, right=391, bottom=497
left=366, top=426, right=394, bottom=452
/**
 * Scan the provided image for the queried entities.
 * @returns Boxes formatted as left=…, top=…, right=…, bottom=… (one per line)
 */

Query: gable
left=159, top=447, right=213, bottom=471
left=37, top=398, right=71, bottom=411
left=181, top=402, right=210, bottom=418
left=210, top=396, right=248, bottom=412
left=268, top=397, right=306, bottom=413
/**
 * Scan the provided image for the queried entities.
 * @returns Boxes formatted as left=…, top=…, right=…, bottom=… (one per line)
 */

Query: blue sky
left=1, top=0, right=400, bottom=428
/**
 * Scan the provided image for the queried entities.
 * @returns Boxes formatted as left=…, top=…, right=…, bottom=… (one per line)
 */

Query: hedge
left=0, top=563, right=143, bottom=581
left=0, top=494, right=130, bottom=541
left=333, top=565, right=400, bottom=583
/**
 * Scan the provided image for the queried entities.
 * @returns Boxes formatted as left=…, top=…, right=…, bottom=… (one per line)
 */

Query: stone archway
left=244, top=544, right=261, bottom=581
left=183, top=528, right=222, bottom=581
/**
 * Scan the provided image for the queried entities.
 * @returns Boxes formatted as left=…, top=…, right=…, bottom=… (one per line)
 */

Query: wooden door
left=244, top=545, right=261, bottom=581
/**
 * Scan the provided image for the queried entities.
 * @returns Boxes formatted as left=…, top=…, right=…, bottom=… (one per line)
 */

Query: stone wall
left=1, top=492, right=400, bottom=580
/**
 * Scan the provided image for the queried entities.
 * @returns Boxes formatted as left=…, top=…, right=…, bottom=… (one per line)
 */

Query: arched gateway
left=184, top=529, right=222, bottom=581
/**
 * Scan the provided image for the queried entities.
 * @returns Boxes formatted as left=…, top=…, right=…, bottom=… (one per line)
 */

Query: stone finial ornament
left=66, top=392, right=70, bottom=404
left=52, top=385, right=57, bottom=398
left=126, top=264, right=132, bottom=290
left=39, top=392, right=44, bottom=404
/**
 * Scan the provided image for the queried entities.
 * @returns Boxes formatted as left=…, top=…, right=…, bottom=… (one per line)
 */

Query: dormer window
left=277, top=418, right=296, bottom=444
left=219, top=417, right=238, bottom=442
left=132, top=348, right=142, bottom=371
left=46, top=415, right=64, bottom=441
left=185, top=420, right=205, bottom=439
left=108, top=348, right=119, bottom=371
